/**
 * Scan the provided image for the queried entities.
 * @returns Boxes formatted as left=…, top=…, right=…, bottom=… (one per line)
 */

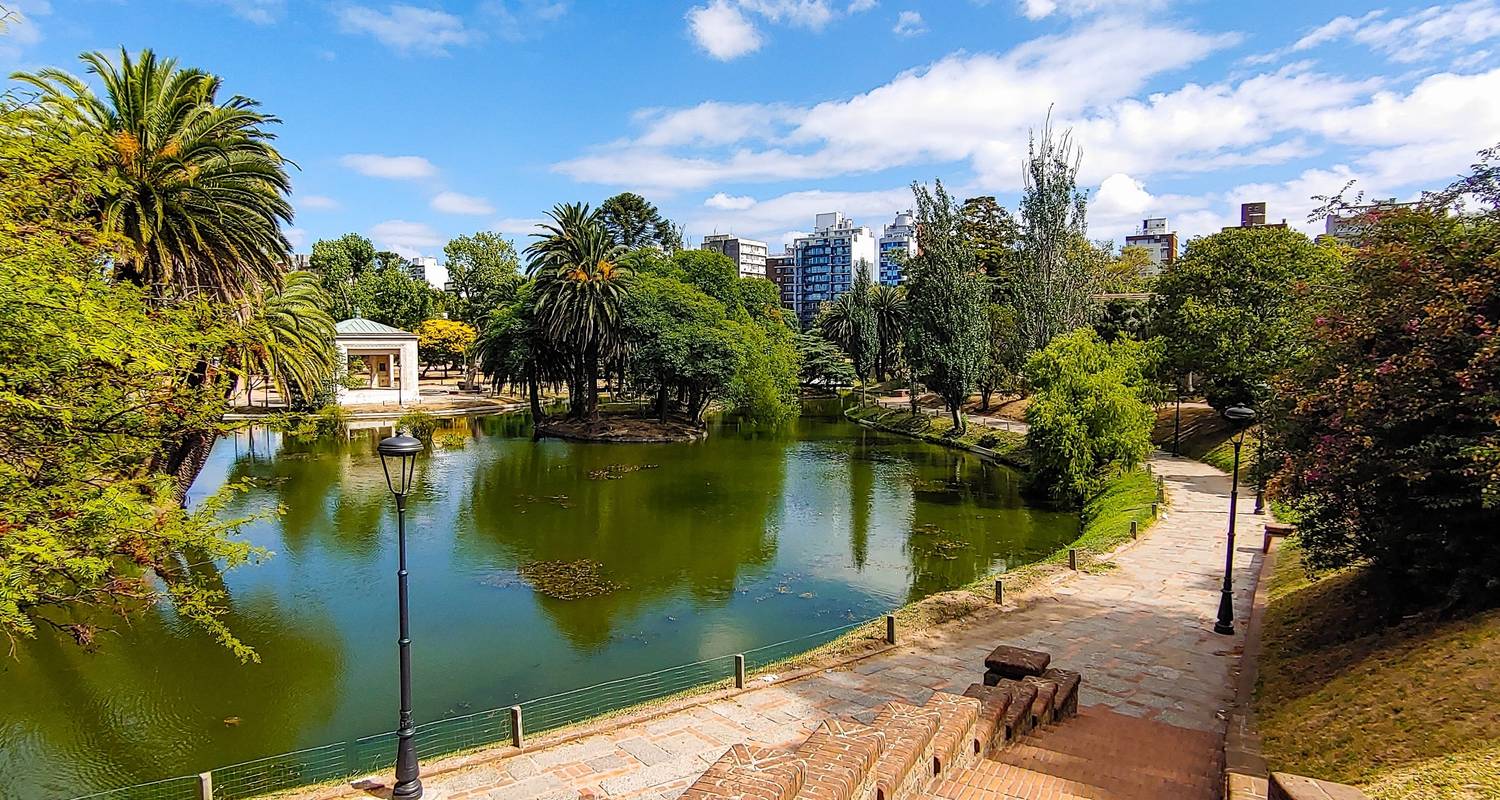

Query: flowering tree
left=1270, top=160, right=1500, bottom=600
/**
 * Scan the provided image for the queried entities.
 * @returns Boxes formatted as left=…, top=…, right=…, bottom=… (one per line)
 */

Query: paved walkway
left=870, top=395, right=1031, bottom=435
left=367, top=453, right=1263, bottom=800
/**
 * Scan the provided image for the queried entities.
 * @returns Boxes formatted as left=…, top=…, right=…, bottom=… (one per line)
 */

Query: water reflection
left=0, top=403, right=1076, bottom=799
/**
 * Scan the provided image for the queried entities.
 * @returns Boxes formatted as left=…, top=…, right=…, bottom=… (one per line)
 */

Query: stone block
left=678, top=744, right=803, bottom=800
left=1040, top=668, right=1082, bottom=718
left=1270, top=773, right=1372, bottom=800
left=982, top=645, right=1051, bottom=679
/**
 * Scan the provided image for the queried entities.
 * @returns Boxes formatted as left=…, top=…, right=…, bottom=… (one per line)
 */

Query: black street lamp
left=1215, top=404, right=1255, bottom=636
left=379, top=432, right=425, bottom=799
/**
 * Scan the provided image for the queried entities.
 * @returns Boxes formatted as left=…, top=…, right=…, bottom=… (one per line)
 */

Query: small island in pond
left=534, top=412, right=709, bottom=443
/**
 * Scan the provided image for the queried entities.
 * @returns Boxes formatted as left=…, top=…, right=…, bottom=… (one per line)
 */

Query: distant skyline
left=5, top=0, right=1499, bottom=257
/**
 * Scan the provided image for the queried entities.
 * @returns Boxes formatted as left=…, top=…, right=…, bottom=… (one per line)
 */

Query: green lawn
left=1255, top=539, right=1500, bottom=798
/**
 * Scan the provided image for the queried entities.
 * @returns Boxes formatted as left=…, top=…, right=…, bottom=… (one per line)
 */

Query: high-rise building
left=792, top=212, right=877, bottom=326
left=700, top=233, right=769, bottom=278
left=287, top=253, right=312, bottom=271
left=1224, top=202, right=1288, bottom=231
left=406, top=256, right=449, bottom=290
left=767, top=249, right=798, bottom=316
left=877, top=211, right=919, bottom=286
left=1123, top=217, right=1178, bottom=272
left=1324, top=198, right=1414, bottom=241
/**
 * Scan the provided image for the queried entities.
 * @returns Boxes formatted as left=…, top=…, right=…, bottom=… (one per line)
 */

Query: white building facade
left=334, top=318, right=421, bottom=406
left=793, top=212, right=877, bottom=326
left=877, top=211, right=918, bottom=286
left=700, top=234, right=769, bottom=279
left=406, top=256, right=449, bottom=290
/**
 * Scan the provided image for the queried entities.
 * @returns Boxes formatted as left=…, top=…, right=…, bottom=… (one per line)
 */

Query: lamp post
left=379, top=432, right=425, bottom=799
left=1215, top=404, right=1255, bottom=636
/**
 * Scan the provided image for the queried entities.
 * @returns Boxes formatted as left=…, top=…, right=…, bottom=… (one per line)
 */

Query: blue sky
left=4, top=0, right=1500, bottom=258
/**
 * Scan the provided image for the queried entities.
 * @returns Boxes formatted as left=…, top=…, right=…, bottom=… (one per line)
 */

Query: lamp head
left=378, top=432, right=424, bottom=497
left=1223, top=404, right=1256, bottom=429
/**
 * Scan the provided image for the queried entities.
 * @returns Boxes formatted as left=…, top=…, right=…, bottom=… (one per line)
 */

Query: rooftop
left=335, top=318, right=417, bottom=338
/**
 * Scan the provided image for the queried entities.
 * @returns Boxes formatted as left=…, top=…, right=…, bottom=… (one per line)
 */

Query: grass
left=845, top=403, right=1030, bottom=467
left=1255, top=538, right=1500, bottom=798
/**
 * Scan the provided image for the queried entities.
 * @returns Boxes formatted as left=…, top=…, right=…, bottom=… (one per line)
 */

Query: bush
left=1024, top=329, right=1159, bottom=504
left=396, top=408, right=439, bottom=441
left=1270, top=200, right=1500, bottom=602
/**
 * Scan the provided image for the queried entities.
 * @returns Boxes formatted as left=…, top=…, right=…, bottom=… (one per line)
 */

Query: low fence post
left=1151, top=502, right=1158, bottom=518
left=993, top=579, right=1003, bottom=604
left=734, top=654, right=746, bottom=689
left=885, top=614, right=896, bottom=645
left=197, top=772, right=214, bottom=800
left=1130, top=520, right=1138, bottom=539
left=1067, top=549, right=1077, bottom=570
left=510, top=705, right=524, bottom=749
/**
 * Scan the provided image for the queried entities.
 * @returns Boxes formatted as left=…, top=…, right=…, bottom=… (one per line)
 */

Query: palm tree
left=525, top=203, right=631, bottom=419
left=13, top=48, right=293, bottom=300
left=239, top=271, right=337, bottom=408
left=870, top=284, right=907, bottom=381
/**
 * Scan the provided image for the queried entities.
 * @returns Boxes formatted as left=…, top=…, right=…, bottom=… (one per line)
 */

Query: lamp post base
left=392, top=779, right=424, bottom=800
left=1213, top=620, right=1235, bottom=636
left=1214, top=587, right=1236, bottom=636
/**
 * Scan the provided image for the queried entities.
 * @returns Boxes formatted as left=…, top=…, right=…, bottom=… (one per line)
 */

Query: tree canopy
left=443, top=231, right=521, bottom=326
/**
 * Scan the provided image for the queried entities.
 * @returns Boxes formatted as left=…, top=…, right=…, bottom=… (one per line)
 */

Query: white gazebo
left=334, top=318, right=421, bottom=406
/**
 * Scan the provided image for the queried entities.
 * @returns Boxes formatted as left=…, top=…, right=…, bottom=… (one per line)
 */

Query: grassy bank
left=845, top=403, right=1030, bottom=468
left=1255, top=538, right=1500, bottom=798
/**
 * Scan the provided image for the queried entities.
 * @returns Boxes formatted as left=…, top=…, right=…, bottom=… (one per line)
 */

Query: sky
left=4, top=0, right=1500, bottom=259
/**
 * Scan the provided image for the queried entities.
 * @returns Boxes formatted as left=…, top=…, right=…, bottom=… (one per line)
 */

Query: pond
left=0, top=402, right=1077, bottom=799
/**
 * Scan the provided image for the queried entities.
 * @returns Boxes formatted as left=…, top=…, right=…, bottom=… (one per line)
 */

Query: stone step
left=959, top=682, right=1016, bottom=754
left=867, top=701, right=942, bottom=800
left=920, top=691, right=982, bottom=779
left=790, top=719, right=885, bottom=800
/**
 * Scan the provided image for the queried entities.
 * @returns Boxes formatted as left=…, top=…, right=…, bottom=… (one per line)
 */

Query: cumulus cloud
left=371, top=219, right=443, bottom=257
left=340, top=153, right=439, bottom=179
left=209, top=0, right=285, bottom=24
left=1252, top=1, right=1500, bottom=66
left=490, top=217, right=548, bottom=237
left=705, top=192, right=758, bottom=210
left=1017, top=0, right=1168, bottom=21
left=686, top=1, right=764, bottom=60
left=892, top=10, right=925, bottom=36
left=335, top=3, right=478, bottom=55
left=431, top=191, right=496, bottom=215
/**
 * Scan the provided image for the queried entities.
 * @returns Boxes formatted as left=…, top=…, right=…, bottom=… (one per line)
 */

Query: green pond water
left=0, top=402, right=1077, bottom=799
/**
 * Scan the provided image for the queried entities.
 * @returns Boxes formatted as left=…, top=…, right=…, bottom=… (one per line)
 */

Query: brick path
left=376, top=454, right=1261, bottom=799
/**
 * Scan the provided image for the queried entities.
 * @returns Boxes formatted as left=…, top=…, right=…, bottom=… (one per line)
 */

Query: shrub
left=1270, top=200, right=1500, bottom=602
left=1024, top=329, right=1160, bottom=504
left=396, top=408, right=439, bottom=441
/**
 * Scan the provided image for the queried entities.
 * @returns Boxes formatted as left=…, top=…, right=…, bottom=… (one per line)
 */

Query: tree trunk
left=908, top=370, right=919, bottom=417
left=656, top=383, right=670, bottom=423
left=979, top=385, right=993, bottom=413
left=528, top=369, right=544, bottom=420
left=950, top=403, right=964, bottom=435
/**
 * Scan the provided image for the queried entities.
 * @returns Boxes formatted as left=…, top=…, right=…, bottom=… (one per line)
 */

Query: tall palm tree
left=525, top=203, right=631, bottom=419
left=13, top=48, right=293, bottom=300
left=870, top=284, right=908, bottom=381
left=239, top=271, right=337, bottom=408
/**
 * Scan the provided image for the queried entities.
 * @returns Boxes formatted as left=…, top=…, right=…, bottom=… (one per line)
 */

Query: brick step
left=992, top=740, right=1216, bottom=798
left=791, top=719, right=884, bottom=800
left=925, top=759, right=1099, bottom=800
left=867, top=701, right=942, bottom=800
left=1020, top=707, right=1221, bottom=761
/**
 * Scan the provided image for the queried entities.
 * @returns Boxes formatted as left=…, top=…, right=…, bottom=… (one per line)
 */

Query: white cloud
left=340, top=153, right=439, bottom=179
left=285, top=226, right=308, bottom=249
left=1018, top=0, right=1167, bottom=21
left=210, top=0, right=285, bottom=24
left=1263, top=2, right=1500, bottom=65
left=298, top=194, right=341, bottom=211
left=0, top=0, right=51, bottom=62
left=705, top=192, right=758, bottom=210
left=740, top=0, right=836, bottom=29
left=892, top=10, right=925, bottom=36
left=483, top=0, right=570, bottom=41
left=431, top=191, right=496, bottom=215
left=848, top=0, right=877, bottom=11
left=686, top=1, right=763, bottom=60
left=688, top=186, right=913, bottom=244
left=562, top=18, right=1235, bottom=191
left=335, top=3, right=478, bottom=55
left=490, top=217, right=548, bottom=237
left=371, top=219, right=443, bottom=257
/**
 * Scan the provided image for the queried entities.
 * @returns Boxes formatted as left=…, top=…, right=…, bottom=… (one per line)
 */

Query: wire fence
left=66, top=616, right=883, bottom=800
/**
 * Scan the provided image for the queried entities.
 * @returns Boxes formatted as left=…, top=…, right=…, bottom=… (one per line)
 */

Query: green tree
left=1095, top=298, right=1150, bottom=343
left=1024, top=328, right=1160, bottom=504
left=526, top=202, right=632, bottom=419
left=621, top=274, right=740, bottom=422
left=14, top=49, right=292, bottom=300
left=1103, top=244, right=1157, bottom=293
left=309, top=233, right=376, bottom=319
left=600, top=192, right=680, bottom=251
left=978, top=303, right=1021, bottom=412
left=1013, top=119, right=1099, bottom=354
left=373, top=250, right=407, bottom=272
left=728, top=317, right=800, bottom=424
left=1151, top=226, right=1341, bottom=409
left=1271, top=168, right=1500, bottom=600
left=904, top=179, right=990, bottom=433
left=960, top=195, right=1019, bottom=289
left=816, top=270, right=876, bottom=384
left=477, top=281, right=557, bottom=419
left=443, top=231, right=521, bottom=326
left=351, top=265, right=437, bottom=331
left=238, top=271, right=337, bottom=407
left=0, top=109, right=265, bottom=657
left=870, top=283, right=907, bottom=381
left=796, top=333, right=856, bottom=387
